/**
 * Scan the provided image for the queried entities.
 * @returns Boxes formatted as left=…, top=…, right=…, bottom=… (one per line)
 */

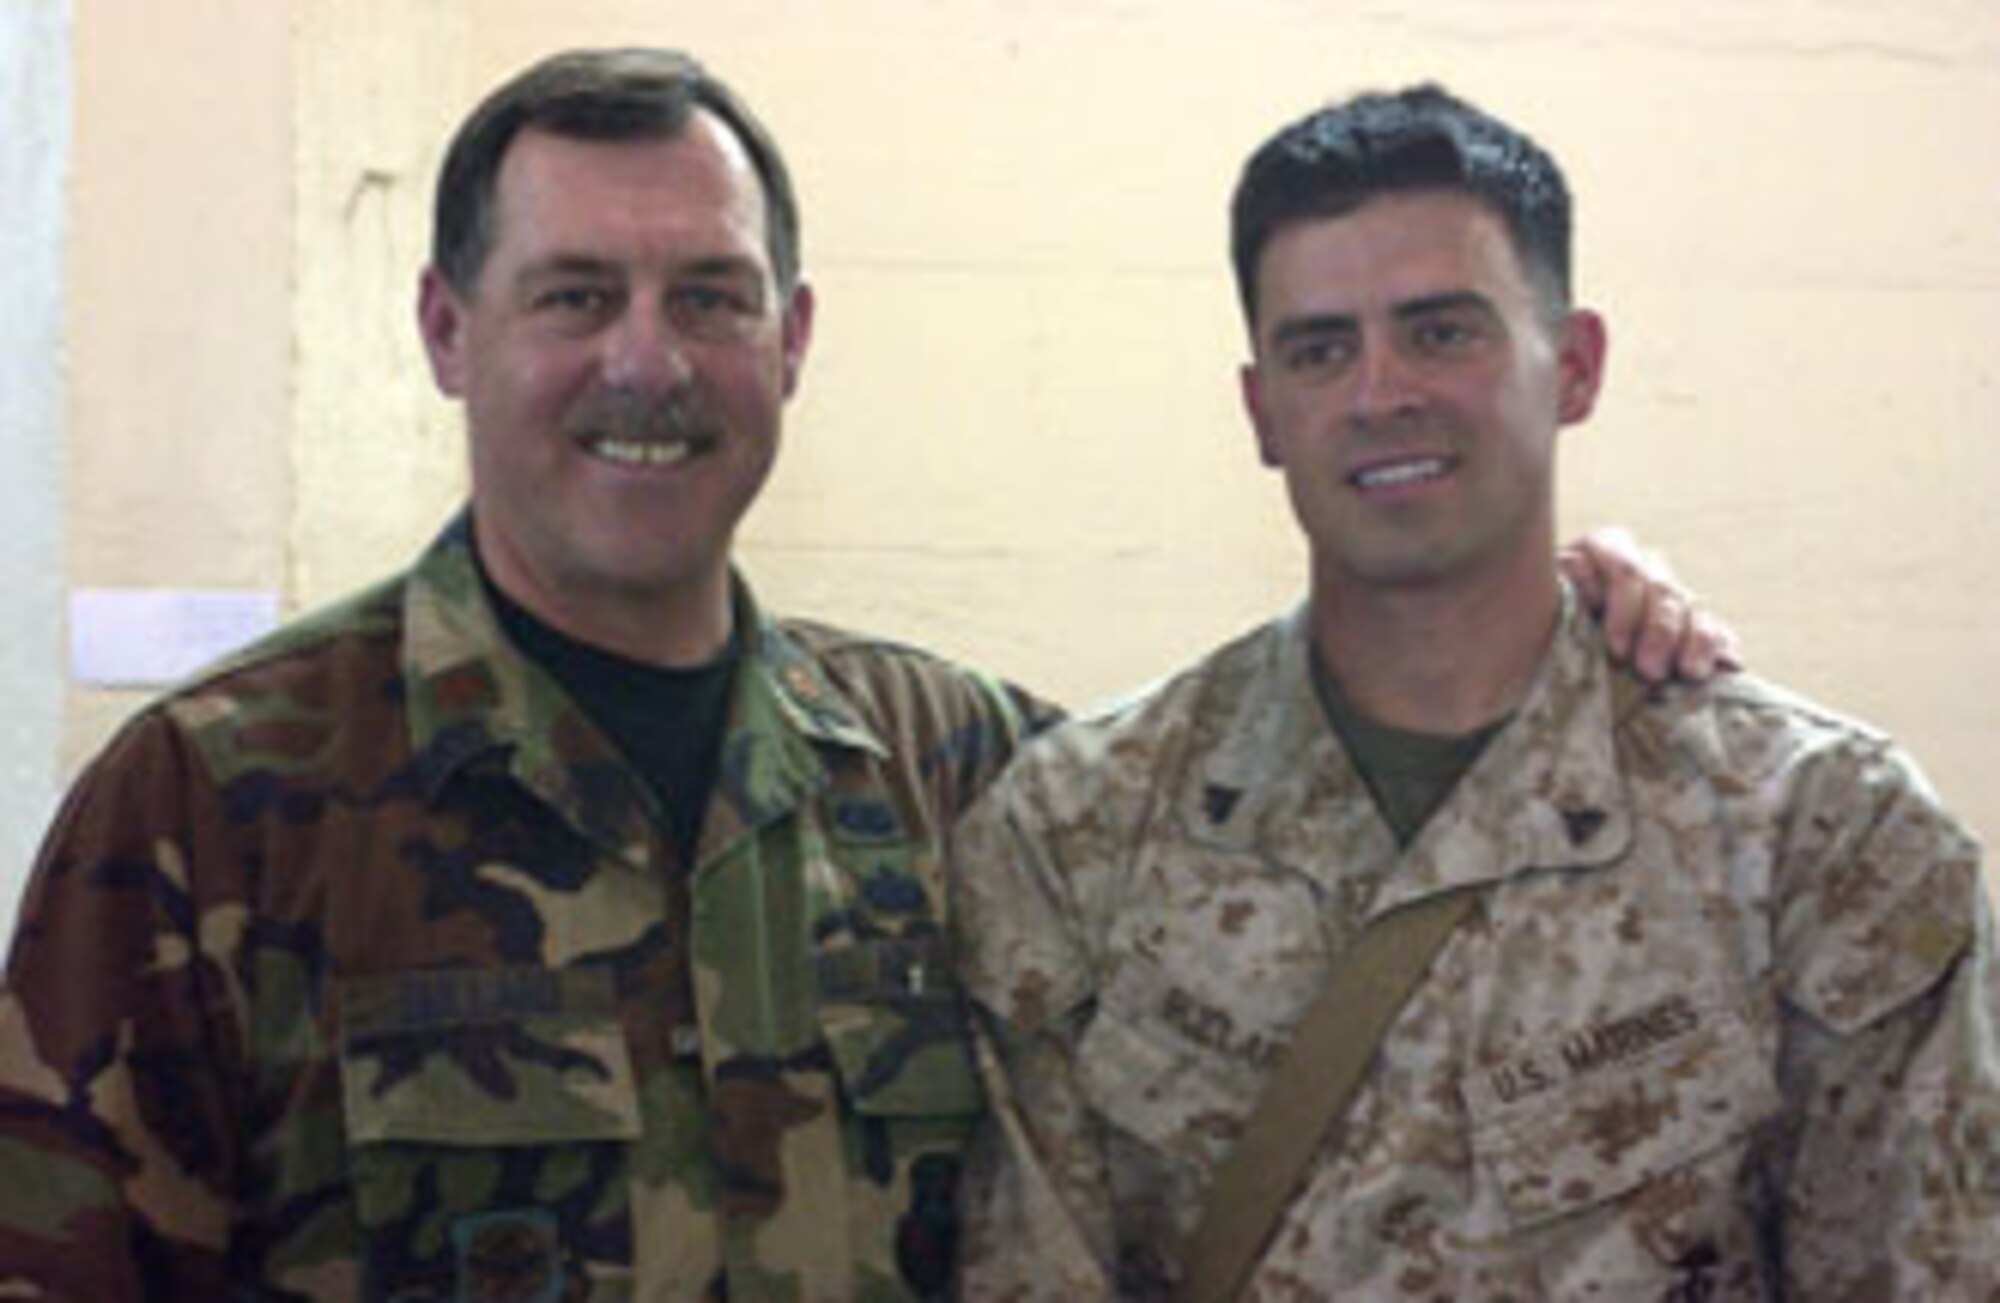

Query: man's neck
left=549, top=587, right=734, bottom=669
left=473, top=536, right=734, bottom=668
left=1310, top=552, right=1561, bottom=736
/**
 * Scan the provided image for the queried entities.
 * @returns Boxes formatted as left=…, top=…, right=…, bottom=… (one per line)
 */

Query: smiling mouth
left=583, top=434, right=716, bottom=468
left=1350, top=456, right=1451, bottom=491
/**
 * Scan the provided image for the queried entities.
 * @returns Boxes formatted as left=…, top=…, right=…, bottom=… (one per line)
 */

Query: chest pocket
left=812, top=937, right=984, bottom=1299
left=1065, top=949, right=1282, bottom=1251
left=337, top=966, right=641, bottom=1300
left=1462, top=990, right=1781, bottom=1288
left=813, top=792, right=983, bottom=1122
left=817, top=936, right=983, bottom=1119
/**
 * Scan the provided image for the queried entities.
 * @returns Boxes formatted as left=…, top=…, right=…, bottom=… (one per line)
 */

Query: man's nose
left=601, top=307, right=693, bottom=392
left=1350, top=341, right=1424, bottom=422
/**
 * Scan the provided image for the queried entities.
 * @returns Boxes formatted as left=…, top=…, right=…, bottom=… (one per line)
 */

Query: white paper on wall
left=69, top=588, right=282, bottom=687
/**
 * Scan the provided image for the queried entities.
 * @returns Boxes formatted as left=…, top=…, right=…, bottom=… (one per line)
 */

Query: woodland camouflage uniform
left=0, top=518, right=1048, bottom=1301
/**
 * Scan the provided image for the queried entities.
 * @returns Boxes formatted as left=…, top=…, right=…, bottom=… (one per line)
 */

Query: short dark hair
left=432, top=48, right=801, bottom=295
left=1230, top=84, right=1573, bottom=326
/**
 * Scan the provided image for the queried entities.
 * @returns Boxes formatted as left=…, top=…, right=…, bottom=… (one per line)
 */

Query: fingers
left=1556, top=541, right=1608, bottom=611
left=1564, top=526, right=1744, bottom=682
left=1632, top=590, right=1691, bottom=684
left=1595, top=561, right=1651, bottom=664
left=1691, top=608, right=1744, bottom=674
left=1625, top=587, right=1744, bottom=684
left=1563, top=527, right=1672, bottom=644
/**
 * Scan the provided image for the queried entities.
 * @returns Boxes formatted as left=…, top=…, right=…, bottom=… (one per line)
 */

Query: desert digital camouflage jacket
left=0, top=519, right=1048, bottom=1301
left=951, top=595, right=1999, bottom=1300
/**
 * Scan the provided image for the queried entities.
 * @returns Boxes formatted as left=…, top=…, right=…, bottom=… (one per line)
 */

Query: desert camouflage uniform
left=952, top=595, right=2000, bottom=1300
left=0, top=518, right=1048, bottom=1301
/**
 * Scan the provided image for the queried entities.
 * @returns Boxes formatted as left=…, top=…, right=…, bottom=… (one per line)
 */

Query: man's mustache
left=565, top=390, right=722, bottom=446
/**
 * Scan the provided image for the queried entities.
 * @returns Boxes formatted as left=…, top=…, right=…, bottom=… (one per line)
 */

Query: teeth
left=590, top=438, right=695, bottom=468
left=1354, top=458, right=1447, bottom=489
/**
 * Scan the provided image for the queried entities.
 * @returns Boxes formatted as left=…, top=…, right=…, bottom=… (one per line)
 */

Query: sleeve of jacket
left=0, top=708, right=245, bottom=1300
left=948, top=732, right=1127, bottom=1302
left=809, top=633, right=1061, bottom=826
left=1766, top=730, right=2000, bottom=1296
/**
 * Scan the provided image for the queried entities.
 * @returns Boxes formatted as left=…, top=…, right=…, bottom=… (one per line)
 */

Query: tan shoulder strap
left=1174, top=886, right=1478, bottom=1303
left=1175, top=666, right=1649, bottom=1299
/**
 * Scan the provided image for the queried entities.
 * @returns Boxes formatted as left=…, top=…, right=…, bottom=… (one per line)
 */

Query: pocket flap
left=339, top=966, right=641, bottom=1146
left=1464, top=992, right=1778, bottom=1230
left=817, top=938, right=983, bottom=1118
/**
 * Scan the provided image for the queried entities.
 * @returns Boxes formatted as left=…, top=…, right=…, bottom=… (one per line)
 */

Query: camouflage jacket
left=951, top=595, right=1999, bottom=1300
left=0, top=520, right=1048, bottom=1301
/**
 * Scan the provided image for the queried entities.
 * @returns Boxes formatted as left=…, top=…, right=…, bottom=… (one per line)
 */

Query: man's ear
left=417, top=266, right=470, bottom=399
left=779, top=279, right=816, bottom=398
left=1240, top=359, right=1282, bottom=468
left=1555, top=308, right=1608, bottom=426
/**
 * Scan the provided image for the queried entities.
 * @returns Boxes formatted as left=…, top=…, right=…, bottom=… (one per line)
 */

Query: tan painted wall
left=61, top=2, right=1998, bottom=859
left=63, top=0, right=295, bottom=758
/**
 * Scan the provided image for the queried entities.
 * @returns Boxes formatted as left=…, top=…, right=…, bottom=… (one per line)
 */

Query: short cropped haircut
left=1230, top=84, right=1573, bottom=326
left=431, top=48, right=801, bottom=295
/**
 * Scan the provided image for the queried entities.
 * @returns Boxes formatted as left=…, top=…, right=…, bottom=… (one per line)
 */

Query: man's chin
left=1321, top=539, right=1464, bottom=592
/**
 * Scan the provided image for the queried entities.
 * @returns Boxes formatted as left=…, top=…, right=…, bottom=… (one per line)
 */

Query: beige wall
left=0, top=0, right=70, bottom=886
left=53, top=2, right=1999, bottom=869
left=63, top=0, right=295, bottom=756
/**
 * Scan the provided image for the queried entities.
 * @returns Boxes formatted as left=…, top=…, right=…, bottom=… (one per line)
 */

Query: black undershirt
left=477, top=563, right=738, bottom=867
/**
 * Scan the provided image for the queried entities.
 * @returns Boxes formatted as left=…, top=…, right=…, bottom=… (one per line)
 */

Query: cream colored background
left=0, top=0, right=69, bottom=895
left=19, top=1, right=1998, bottom=924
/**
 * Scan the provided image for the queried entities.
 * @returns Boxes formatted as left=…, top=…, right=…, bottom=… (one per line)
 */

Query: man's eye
left=673, top=285, right=755, bottom=316
left=536, top=286, right=616, bottom=316
left=670, top=284, right=762, bottom=339
left=1280, top=337, right=1352, bottom=377
left=1412, top=317, right=1478, bottom=353
left=677, top=286, right=729, bottom=311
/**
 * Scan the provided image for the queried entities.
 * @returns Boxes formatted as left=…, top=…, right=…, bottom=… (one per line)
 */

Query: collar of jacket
left=396, top=513, right=887, bottom=866
left=1178, top=583, right=1637, bottom=916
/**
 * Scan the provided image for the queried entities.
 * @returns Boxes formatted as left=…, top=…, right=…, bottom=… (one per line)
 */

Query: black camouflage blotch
left=831, top=995, right=965, bottom=1102
left=416, top=719, right=501, bottom=793
left=894, top=1153, right=961, bottom=1299
left=920, top=721, right=1001, bottom=794
left=711, top=1041, right=837, bottom=1084
left=811, top=905, right=871, bottom=945
left=857, top=1114, right=895, bottom=1185
left=1203, top=784, right=1243, bottom=825
left=402, top=776, right=599, bottom=961
left=1666, top=1240, right=1722, bottom=1302
left=861, top=874, right=928, bottom=917
left=1561, top=806, right=1608, bottom=847
left=88, top=853, right=198, bottom=934
left=832, top=797, right=903, bottom=841
left=353, top=1020, right=610, bottom=1102
left=361, top=1161, right=455, bottom=1296
left=129, top=1040, right=231, bottom=1177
